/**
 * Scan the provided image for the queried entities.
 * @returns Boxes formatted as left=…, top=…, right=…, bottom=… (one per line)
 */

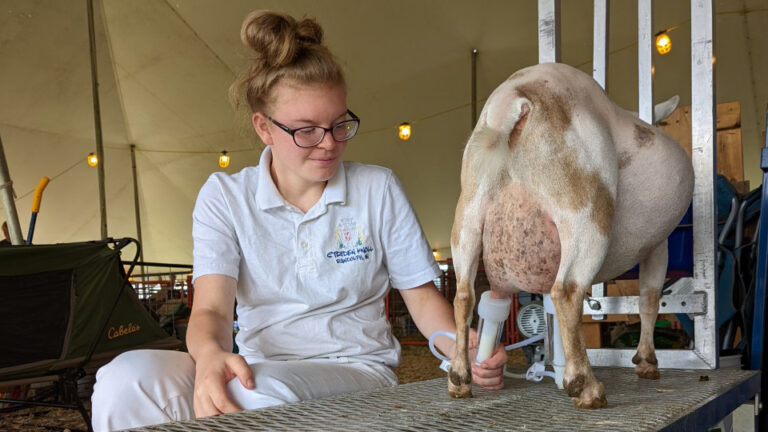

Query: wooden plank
left=583, top=322, right=603, bottom=348
left=715, top=101, right=740, bottom=130
left=609, top=280, right=640, bottom=296
left=717, top=128, right=744, bottom=184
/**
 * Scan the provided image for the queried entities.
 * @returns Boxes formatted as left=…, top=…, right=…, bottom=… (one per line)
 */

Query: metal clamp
left=582, top=293, right=706, bottom=315
left=590, top=283, right=605, bottom=321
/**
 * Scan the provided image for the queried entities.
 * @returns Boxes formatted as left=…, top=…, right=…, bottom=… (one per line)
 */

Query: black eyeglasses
left=267, top=110, right=360, bottom=148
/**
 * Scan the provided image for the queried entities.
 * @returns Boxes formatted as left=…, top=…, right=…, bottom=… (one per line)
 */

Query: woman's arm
left=398, top=283, right=457, bottom=355
left=187, top=274, right=254, bottom=417
left=399, top=283, right=507, bottom=390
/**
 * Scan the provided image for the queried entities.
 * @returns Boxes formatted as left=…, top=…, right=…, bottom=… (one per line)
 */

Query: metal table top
left=126, top=367, right=760, bottom=432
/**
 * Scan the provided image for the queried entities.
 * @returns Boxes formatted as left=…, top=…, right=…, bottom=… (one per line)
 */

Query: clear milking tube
left=475, top=291, right=511, bottom=363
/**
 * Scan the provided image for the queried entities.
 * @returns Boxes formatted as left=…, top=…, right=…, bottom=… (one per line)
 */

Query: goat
left=448, top=62, right=694, bottom=408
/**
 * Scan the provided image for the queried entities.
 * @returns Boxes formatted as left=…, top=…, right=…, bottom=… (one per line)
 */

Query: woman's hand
left=469, top=330, right=507, bottom=391
left=397, top=284, right=508, bottom=391
left=186, top=275, right=247, bottom=418
left=192, top=349, right=254, bottom=418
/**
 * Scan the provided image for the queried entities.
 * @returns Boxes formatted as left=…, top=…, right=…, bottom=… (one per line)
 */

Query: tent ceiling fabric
left=0, top=0, right=766, bottom=264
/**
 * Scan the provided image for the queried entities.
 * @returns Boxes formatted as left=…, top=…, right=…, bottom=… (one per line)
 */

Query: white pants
left=91, top=350, right=397, bottom=432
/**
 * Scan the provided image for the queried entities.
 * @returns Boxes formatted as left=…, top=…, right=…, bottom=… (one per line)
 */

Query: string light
left=66, top=12, right=762, bottom=167
left=398, top=123, right=412, bottom=140
left=219, top=151, right=230, bottom=168
left=87, top=152, right=98, bottom=167
left=655, top=32, right=671, bottom=55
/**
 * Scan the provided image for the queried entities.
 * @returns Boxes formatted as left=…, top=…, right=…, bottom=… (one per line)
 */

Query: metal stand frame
left=751, top=108, right=768, bottom=371
left=537, top=0, right=718, bottom=370
left=751, top=106, right=768, bottom=430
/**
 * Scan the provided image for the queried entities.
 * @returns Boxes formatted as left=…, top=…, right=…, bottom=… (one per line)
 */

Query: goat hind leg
left=552, top=281, right=607, bottom=408
left=447, top=209, right=482, bottom=398
left=448, top=274, right=476, bottom=398
left=633, top=239, right=667, bottom=379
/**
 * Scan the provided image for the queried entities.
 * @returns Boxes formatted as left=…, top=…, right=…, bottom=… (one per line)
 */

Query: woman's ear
left=252, top=113, right=273, bottom=146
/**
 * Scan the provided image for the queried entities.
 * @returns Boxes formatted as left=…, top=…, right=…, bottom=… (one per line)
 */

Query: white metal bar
left=538, top=0, right=560, bottom=63
left=691, top=0, right=718, bottom=369
left=588, top=348, right=713, bottom=369
left=592, top=0, right=608, bottom=89
left=584, top=294, right=706, bottom=315
left=638, top=0, right=653, bottom=123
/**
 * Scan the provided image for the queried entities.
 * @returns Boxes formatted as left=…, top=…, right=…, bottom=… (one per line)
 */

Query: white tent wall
left=718, top=2, right=768, bottom=187
left=0, top=0, right=766, bottom=264
left=0, top=0, right=133, bottom=247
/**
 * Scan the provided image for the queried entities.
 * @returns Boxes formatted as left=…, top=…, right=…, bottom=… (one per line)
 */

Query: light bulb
left=219, top=151, right=230, bottom=168
left=655, top=32, right=671, bottom=55
left=398, top=123, right=411, bottom=140
left=87, top=152, right=98, bottom=167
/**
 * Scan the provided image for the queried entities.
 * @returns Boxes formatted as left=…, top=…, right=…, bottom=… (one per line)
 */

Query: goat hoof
left=448, top=381, right=473, bottom=398
left=573, top=393, right=608, bottom=409
left=633, top=353, right=660, bottom=379
left=636, top=367, right=660, bottom=380
left=447, top=368, right=473, bottom=398
left=448, top=375, right=472, bottom=399
left=568, top=378, right=607, bottom=409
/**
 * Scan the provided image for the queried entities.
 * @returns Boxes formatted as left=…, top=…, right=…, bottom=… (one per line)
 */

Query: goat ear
left=653, top=95, right=680, bottom=124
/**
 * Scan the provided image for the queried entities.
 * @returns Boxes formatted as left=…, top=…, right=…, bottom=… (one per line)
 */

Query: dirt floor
left=0, top=344, right=528, bottom=432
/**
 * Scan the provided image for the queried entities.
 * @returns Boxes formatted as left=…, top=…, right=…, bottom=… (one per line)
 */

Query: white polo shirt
left=192, top=148, right=440, bottom=367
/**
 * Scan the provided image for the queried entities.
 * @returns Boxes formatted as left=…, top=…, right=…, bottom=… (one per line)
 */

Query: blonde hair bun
left=231, top=10, right=344, bottom=113
left=240, top=11, right=324, bottom=68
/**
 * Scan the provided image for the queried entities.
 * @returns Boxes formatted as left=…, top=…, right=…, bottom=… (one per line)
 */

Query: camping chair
left=0, top=238, right=182, bottom=431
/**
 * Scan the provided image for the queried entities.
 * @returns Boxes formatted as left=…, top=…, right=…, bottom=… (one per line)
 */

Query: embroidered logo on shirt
left=326, top=217, right=374, bottom=264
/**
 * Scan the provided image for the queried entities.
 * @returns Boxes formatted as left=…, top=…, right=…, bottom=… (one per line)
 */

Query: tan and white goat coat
left=449, top=63, right=694, bottom=408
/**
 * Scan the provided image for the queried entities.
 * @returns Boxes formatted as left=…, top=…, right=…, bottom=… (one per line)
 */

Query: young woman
left=91, top=10, right=506, bottom=431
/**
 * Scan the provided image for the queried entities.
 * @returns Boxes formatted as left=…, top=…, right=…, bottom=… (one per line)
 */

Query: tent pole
left=87, top=0, right=108, bottom=240
left=0, top=135, right=23, bottom=244
left=470, top=49, right=478, bottom=129
left=130, top=145, right=145, bottom=273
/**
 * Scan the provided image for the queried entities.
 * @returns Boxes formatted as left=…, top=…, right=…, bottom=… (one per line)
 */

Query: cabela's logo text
left=107, top=323, right=141, bottom=339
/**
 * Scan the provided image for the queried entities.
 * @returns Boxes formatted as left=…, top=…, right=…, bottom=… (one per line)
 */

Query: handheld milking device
left=429, top=291, right=562, bottom=385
